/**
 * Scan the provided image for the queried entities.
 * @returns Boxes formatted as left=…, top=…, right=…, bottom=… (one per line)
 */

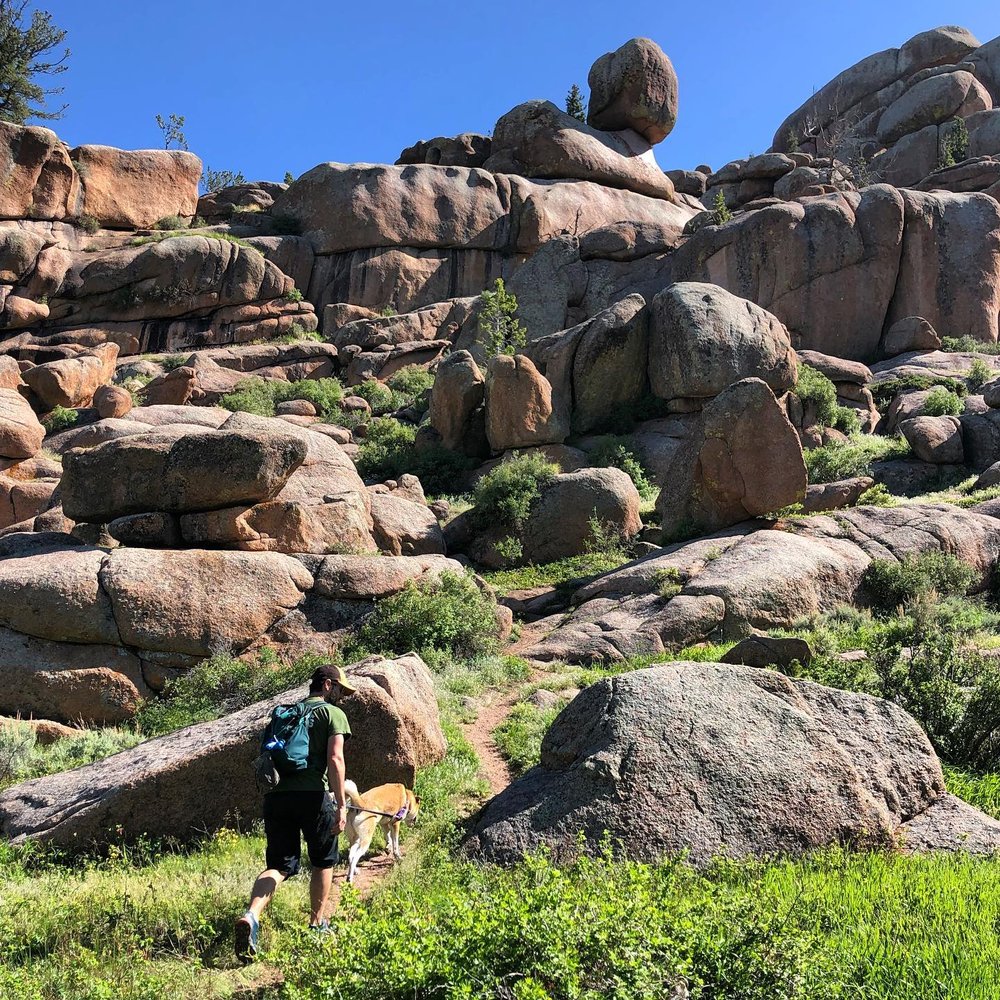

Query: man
left=235, top=663, right=354, bottom=960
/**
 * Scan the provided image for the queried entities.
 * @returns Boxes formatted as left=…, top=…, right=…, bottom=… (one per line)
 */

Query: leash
left=345, top=803, right=409, bottom=821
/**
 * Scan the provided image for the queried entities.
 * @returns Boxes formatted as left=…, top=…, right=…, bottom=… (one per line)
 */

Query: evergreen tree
left=0, top=1, right=69, bottom=124
left=155, top=113, right=188, bottom=151
left=478, top=278, right=527, bottom=358
left=565, top=83, right=586, bottom=122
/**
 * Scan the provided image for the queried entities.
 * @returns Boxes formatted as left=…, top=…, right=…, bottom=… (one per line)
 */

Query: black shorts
left=262, top=790, right=339, bottom=877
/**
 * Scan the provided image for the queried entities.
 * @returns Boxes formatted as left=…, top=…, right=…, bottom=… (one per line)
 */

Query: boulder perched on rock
left=587, top=37, right=679, bottom=144
left=0, top=654, right=445, bottom=848
left=428, top=350, right=486, bottom=453
left=0, top=121, right=78, bottom=219
left=60, top=426, right=308, bottom=522
left=900, top=415, right=964, bottom=464
left=464, top=661, right=976, bottom=865
left=21, top=343, right=118, bottom=409
left=0, top=387, right=44, bottom=459
left=882, top=316, right=942, bottom=356
left=656, top=378, right=806, bottom=537
left=648, top=283, right=797, bottom=401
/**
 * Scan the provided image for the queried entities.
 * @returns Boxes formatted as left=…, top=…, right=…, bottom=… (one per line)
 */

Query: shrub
left=387, top=365, right=434, bottom=410
left=862, top=551, right=976, bottom=615
left=711, top=189, right=732, bottom=224
left=940, top=116, right=970, bottom=168
left=134, top=649, right=320, bottom=737
left=201, top=167, right=246, bottom=194
left=921, top=386, right=963, bottom=416
left=941, top=335, right=1000, bottom=356
left=348, top=570, right=502, bottom=660
left=804, top=433, right=910, bottom=483
left=857, top=483, right=898, bottom=507
left=220, top=376, right=343, bottom=418
left=793, top=364, right=860, bottom=433
left=353, top=379, right=395, bottom=414
left=408, top=445, right=476, bottom=496
left=41, top=405, right=78, bottom=433
left=870, top=373, right=965, bottom=408
left=285, top=286, right=304, bottom=303
left=354, top=417, right=416, bottom=481
left=153, top=214, right=185, bottom=230
left=589, top=435, right=655, bottom=498
left=968, top=357, right=993, bottom=392
left=76, top=213, right=100, bottom=234
left=472, top=452, right=557, bottom=533
left=652, top=566, right=684, bottom=599
left=478, top=278, right=527, bottom=358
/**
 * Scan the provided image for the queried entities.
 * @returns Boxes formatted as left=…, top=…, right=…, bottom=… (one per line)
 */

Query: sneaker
left=309, top=920, right=333, bottom=935
left=235, top=911, right=259, bottom=962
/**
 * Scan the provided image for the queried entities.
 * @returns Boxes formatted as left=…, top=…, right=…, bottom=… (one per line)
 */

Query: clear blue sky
left=38, top=1, right=1000, bottom=184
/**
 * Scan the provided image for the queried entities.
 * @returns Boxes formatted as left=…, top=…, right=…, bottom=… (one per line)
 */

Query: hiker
left=235, top=663, right=354, bottom=960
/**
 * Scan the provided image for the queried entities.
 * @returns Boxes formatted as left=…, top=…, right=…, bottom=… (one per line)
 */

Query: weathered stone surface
left=484, top=100, right=675, bottom=200
left=0, top=627, right=146, bottom=725
left=0, top=122, right=78, bottom=220
left=877, top=71, right=991, bottom=146
left=0, top=387, right=44, bottom=459
left=530, top=294, right=649, bottom=434
left=179, top=495, right=377, bottom=555
left=198, top=181, right=287, bottom=222
left=899, top=793, right=1000, bottom=854
left=397, top=133, right=492, bottom=167
left=721, top=634, right=813, bottom=669
left=796, top=351, right=873, bottom=385
left=71, top=146, right=202, bottom=229
left=886, top=191, right=1000, bottom=343
left=485, top=354, right=567, bottom=451
left=464, top=662, right=948, bottom=865
left=106, top=511, right=180, bottom=548
left=900, top=415, right=964, bottom=464
left=657, top=378, right=806, bottom=537
left=0, top=654, right=444, bottom=847
left=312, top=553, right=465, bottom=600
left=649, top=283, right=797, bottom=400
left=99, top=548, right=312, bottom=656
left=801, top=477, right=874, bottom=513
left=428, top=350, right=486, bottom=453
left=370, top=492, right=445, bottom=556
left=21, top=343, right=118, bottom=409
left=587, top=38, right=679, bottom=144
left=61, top=427, right=308, bottom=522
left=0, top=475, right=58, bottom=530
left=93, top=383, right=133, bottom=418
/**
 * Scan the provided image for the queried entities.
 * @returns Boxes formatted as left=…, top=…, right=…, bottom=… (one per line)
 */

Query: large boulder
left=428, top=350, right=486, bottom=453
left=900, top=415, right=964, bottom=464
left=530, top=294, right=649, bottom=434
left=60, top=426, right=308, bottom=522
left=0, top=627, right=147, bottom=725
left=99, top=548, right=313, bottom=656
left=0, top=654, right=445, bottom=848
left=587, top=37, right=679, bottom=144
left=0, top=387, right=44, bottom=459
left=656, top=378, right=806, bottom=537
left=70, top=146, right=202, bottom=229
left=0, top=121, right=78, bottom=220
left=484, top=354, right=568, bottom=451
left=648, top=282, right=798, bottom=401
left=876, top=70, right=991, bottom=146
left=463, top=662, right=962, bottom=865
left=20, top=343, right=118, bottom=409
left=370, top=492, right=446, bottom=556
left=484, top=100, right=675, bottom=201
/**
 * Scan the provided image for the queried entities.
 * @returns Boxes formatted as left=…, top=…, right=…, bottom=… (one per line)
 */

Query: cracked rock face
left=463, top=661, right=957, bottom=866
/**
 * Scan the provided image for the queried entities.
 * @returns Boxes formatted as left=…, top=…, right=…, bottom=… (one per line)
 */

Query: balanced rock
left=587, top=37, right=679, bottom=145
left=882, top=316, right=941, bottom=356
left=463, top=662, right=970, bottom=865
left=428, top=350, right=486, bottom=453
left=21, top=343, right=119, bottom=409
left=485, top=354, right=568, bottom=451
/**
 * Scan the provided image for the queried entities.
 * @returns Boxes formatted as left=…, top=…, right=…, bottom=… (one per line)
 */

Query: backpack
left=253, top=701, right=323, bottom=791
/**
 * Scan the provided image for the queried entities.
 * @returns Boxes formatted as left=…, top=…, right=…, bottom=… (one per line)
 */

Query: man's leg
left=248, top=869, right=287, bottom=919
left=310, top=866, right=334, bottom=925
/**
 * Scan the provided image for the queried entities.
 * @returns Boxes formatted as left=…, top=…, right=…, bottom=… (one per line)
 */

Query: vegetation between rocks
left=804, top=433, right=910, bottom=484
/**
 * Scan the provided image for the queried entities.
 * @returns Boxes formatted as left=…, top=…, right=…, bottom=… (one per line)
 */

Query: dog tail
left=342, top=778, right=360, bottom=804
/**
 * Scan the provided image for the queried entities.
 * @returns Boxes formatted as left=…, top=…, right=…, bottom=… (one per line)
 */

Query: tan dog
left=342, top=779, right=419, bottom=882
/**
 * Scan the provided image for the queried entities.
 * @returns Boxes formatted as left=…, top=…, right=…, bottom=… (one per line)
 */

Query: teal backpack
left=254, top=702, right=323, bottom=790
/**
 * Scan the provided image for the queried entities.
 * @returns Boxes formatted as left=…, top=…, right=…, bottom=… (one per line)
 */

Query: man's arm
left=327, top=732, right=347, bottom=833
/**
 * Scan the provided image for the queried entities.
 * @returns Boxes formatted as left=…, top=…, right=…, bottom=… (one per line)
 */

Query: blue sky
left=38, top=1, right=1000, bottom=184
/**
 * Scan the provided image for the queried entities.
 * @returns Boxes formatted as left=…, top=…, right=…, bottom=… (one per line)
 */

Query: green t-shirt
left=271, top=697, right=351, bottom=794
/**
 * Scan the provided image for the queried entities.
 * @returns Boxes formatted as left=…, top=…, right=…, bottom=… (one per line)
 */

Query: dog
left=342, top=779, right=419, bottom=883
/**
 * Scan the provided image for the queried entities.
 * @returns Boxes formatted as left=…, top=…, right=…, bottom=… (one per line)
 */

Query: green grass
left=942, top=336, right=1000, bottom=356
left=483, top=550, right=632, bottom=595
left=128, top=230, right=261, bottom=252
left=220, top=376, right=344, bottom=418
left=493, top=700, right=565, bottom=775
left=944, top=766, right=1000, bottom=819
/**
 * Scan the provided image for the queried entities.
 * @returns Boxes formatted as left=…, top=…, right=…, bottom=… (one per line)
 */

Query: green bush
left=589, top=435, right=655, bottom=498
left=153, top=214, right=185, bottom=230
left=472, top=452, right=557, bottom=533
left=408, top=445, right=476, bottom=496
left=921, top=386, right=963, bottom=416
left=353, top=379, right=395, bottom=415
left=387, top=364, right=435, bottom=410
left=711, top=189, right=732, bottom=224
left=968, top=357, right=994, bottom=392
left=76, top=213, right=100, bottom=234
left=41, top=405, right=79, bottom=433
left=863, top=551, right=975, bottom=614
left=941, top=335, right=1000, bottom=356
left=355, top=417, right=416, bottom=481
left=478, top=278, right=527, bottom=357
left=220, top=376, right=343, bottom=418
left=805, top=433, right=910, bottom=484
left=870, top=373, right=965, bottom=409
left=793, top=364, right=861, bottom=433
left=856, top=483, right=898, bottom=507
left=134, top=649, right=320, bottom=737
left=348, top=570, right=502, bottom=660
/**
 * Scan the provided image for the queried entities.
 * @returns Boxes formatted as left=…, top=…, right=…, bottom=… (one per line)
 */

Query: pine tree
left=155, top=113, right=188, bottom=151
left=478, top=278, right=527, bottom=358
left=0, top=1, right=69, bottom=124
left=565, top=83, right=586, bottom=122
